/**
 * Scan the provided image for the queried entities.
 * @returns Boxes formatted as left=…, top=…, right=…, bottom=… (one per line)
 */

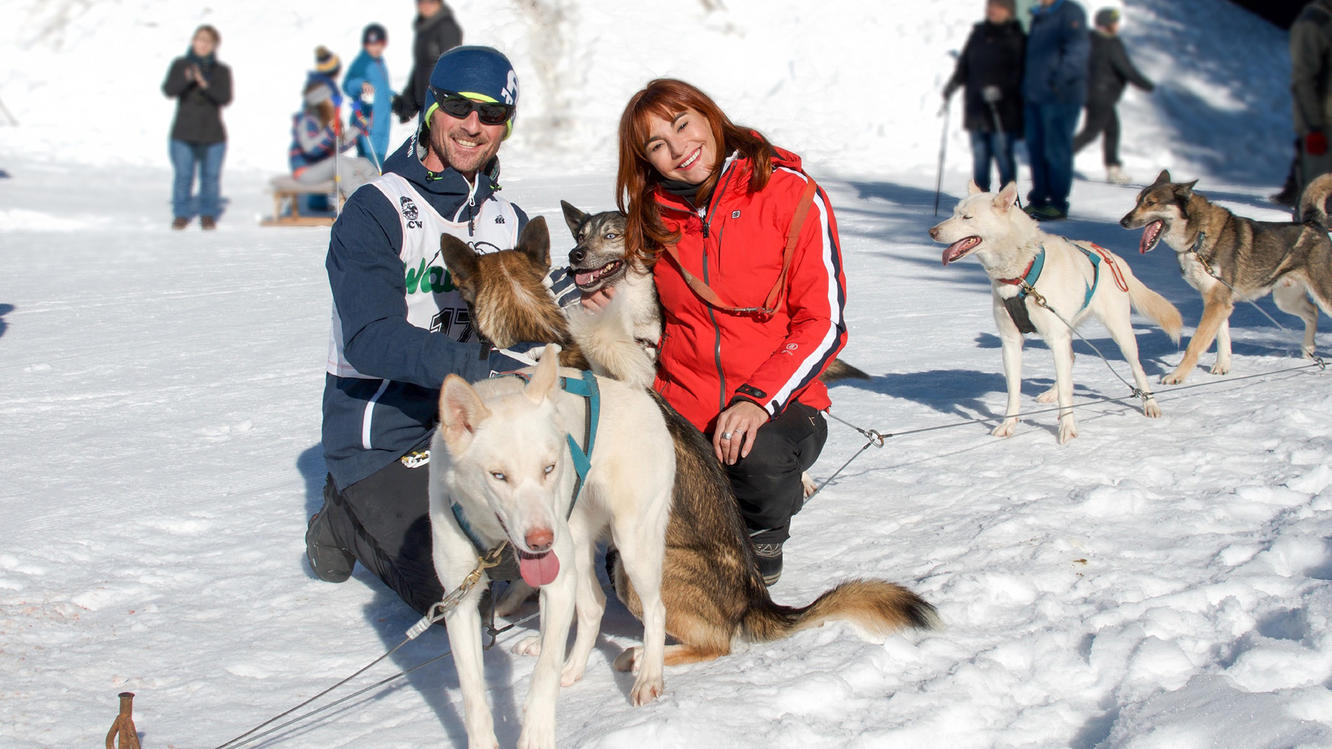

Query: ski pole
left=934, top=97, right=951, bottom=216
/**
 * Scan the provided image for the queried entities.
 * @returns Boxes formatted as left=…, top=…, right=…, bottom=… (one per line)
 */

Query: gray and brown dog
left=439, top=216, right=937, bottom=672
left=1120, top=170, right=1332, bottom=383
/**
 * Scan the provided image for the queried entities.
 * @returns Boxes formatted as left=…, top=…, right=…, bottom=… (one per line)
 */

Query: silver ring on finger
left=720, top=431, right=733, bottom=440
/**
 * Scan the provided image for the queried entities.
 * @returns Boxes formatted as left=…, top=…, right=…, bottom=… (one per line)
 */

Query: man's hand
left=190, top=65, right=207, bottom=89
left=579, top=284, right=616, bottom=311
left=361, top=83, right=375, bottom=98
left=713, top=400, right=767, bottom=465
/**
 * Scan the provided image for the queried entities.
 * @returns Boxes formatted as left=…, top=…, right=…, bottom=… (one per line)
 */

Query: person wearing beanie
left=161, top=25, right=232, bottom=230
left=287, top=77, right=376, bottom=200
left=307, top=46, right=343, bottom=111
left=309, top=46, right=579, bottom=617
left=392, top=0, right=463, bottom=123
left=944, top=0, right=1027, bottom=192
left=342, top=23, right=394, bottom=165
left=1073, top=6, right=1155, bottom=184
left=1022, top=0, right=1091, bottom=221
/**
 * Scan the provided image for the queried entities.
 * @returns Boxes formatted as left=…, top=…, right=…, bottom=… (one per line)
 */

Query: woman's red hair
left=616, top=79, right=776, bottom=263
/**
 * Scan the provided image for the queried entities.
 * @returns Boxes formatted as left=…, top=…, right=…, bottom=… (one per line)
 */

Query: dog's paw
left=1161, top=369, right=1190, bottom=385
left=1057, top=418, right=1078, bottom=444
left=1035, top=386, right=1058, bottom=404
left=1302, top=345, right=1318, bottom=359
left=1210, top=360, right=1230, bottom=375
left=991, top=419, right=1018, bottom=438
left=800, top=471, right=817, bottom=498
left=512, top=636, right=543, bottom=657
left=1143, top=398, right=1162, bottom=418
left=467, top=736, right=499, bottom=749
left=630, top=673, right=664, bottom=706
left=517, top=722, right=556, bottom=749
left=613, top=646, right=642, bottom=673
left=560, top=660, right=587, bottom=687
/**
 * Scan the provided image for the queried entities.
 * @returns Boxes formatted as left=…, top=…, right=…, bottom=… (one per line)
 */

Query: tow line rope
left=809, top=355, right=1325, bottom=499
left=214, top=544, right=531, bottom=749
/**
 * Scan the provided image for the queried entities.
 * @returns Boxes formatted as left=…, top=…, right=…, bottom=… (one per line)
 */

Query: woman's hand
left=713, top=400, right=767, bottom=465
left=580, top=284, right=616, bottom=311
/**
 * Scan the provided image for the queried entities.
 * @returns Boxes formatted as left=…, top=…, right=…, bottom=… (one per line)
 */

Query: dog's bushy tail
left=1126, top=273, right=1183, bottom=344
left=820, top=358, right=872, bottom=383
left=1299, top=173, right=1332, bottom=228
left=741, top=579, right=938, bottom=643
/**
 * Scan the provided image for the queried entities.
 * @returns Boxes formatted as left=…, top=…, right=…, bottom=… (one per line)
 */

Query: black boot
left=751, top=542, right=783, bottom=587
left=306, top=510, right=355, bottom=583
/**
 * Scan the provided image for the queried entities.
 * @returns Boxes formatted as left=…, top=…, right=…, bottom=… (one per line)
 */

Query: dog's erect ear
left=1153, top=169, right=1171, bottom=186
left=516, top=216, right=551, bottom=269
left=524, top=343, right=561, bottom=405
left=1174, top=179, right=1198, bottom=200
left=967, top=179, right=983, bottom=196
left=560, top=200, right=588, bottom=238
left=440, top=234, right=479, bottom=286
left=439, top=374, right=492, bottom=450
left=994, top=182, right=1019, bottom=212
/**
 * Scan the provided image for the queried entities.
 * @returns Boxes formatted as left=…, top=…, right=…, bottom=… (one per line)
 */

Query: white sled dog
left=428, top=345, right=673, bottom=749
left=929, top=181, right=1182, bottom=443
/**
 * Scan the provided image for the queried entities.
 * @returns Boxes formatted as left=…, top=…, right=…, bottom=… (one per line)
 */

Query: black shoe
left=306, top=511, right=354, bottom=583
left=752, top=542, right=783, bottom=586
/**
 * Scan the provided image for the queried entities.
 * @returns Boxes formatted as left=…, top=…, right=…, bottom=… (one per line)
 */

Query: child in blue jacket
left=342, top=24, right=394, bottom=168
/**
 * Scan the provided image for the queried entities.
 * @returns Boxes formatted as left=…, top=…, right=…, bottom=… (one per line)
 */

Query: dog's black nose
left=569, top=247, right=586, bottom=264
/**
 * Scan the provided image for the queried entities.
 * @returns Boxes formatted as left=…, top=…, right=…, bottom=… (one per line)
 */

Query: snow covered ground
left=2, top=1, right=1330, bottom=748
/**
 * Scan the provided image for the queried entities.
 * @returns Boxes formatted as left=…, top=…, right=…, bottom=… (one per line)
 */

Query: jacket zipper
left=699, top=161, right=739, bottom=414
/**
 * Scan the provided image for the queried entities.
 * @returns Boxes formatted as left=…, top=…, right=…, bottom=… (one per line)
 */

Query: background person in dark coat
left=162, top=25, right=232, bottom=230
left=1073, top=8, right=1154, bottom=184
left=391, top=0, right=463, bottom=123
left=945, top=0, right=1027, bottom=192
left=1022, top=0, right=1090, bottom=221
left=1290, top=0, right=1332, bottom=199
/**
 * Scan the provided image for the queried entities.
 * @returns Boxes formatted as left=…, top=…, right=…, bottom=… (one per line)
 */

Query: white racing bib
left=328, top=172, right=521, bottom=379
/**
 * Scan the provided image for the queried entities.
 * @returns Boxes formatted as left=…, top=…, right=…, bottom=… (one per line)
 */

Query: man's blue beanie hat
left=420, top=45, right=519, bottom=139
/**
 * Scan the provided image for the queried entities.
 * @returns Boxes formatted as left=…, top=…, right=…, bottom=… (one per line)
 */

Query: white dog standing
left=428, top=346, right=673, bottom=749
left=929, top=182, right=1182, bottom=443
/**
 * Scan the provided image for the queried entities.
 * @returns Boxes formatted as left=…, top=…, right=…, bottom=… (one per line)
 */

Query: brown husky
left=1120, top=170, right=1332, bottom=383
left=438, top=217, right=937, bottom=670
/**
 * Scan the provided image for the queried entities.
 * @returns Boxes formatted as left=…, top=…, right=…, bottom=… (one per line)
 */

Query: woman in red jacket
left=613, top=78, right=848, bottom=585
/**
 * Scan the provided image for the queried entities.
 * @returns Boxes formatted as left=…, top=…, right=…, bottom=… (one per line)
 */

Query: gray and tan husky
left=433, top=218, right=937, bottom=723
left=1120, top=169, right=1332, bottom=383
left=560, top=201, right=871, bottom=386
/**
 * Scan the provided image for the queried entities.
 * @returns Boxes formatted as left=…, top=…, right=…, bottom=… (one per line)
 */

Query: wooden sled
left=261, top=176, right=342, bottom=227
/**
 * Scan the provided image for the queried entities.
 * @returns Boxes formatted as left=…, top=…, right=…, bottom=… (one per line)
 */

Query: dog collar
left=998, top=247, right=1046, bottom=292
left=450, top=369, right=602, bottom=556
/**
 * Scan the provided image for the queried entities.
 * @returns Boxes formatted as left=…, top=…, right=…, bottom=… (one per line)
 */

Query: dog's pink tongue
left=574, top=270, right=595, bottom=287
left=519, top=550, right=560, bottom=587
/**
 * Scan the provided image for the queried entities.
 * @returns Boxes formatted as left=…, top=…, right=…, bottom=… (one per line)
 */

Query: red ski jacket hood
left=651, top=146, right=848, bottom=432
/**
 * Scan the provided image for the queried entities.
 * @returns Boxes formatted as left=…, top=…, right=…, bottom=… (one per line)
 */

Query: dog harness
left=449, top=368, right=602, bottom=555
left=997, top=243, right=1128, bottom=333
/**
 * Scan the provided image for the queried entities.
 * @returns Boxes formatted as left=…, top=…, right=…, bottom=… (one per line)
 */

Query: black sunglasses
left=430, top=87, right=512, bottom=126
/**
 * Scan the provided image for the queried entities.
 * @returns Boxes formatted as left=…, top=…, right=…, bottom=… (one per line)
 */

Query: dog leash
left=214, top=543, right=513, bottom=749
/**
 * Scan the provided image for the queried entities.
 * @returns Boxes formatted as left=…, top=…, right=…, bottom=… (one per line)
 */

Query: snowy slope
left=2, top=1, right=1331, bottom=748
